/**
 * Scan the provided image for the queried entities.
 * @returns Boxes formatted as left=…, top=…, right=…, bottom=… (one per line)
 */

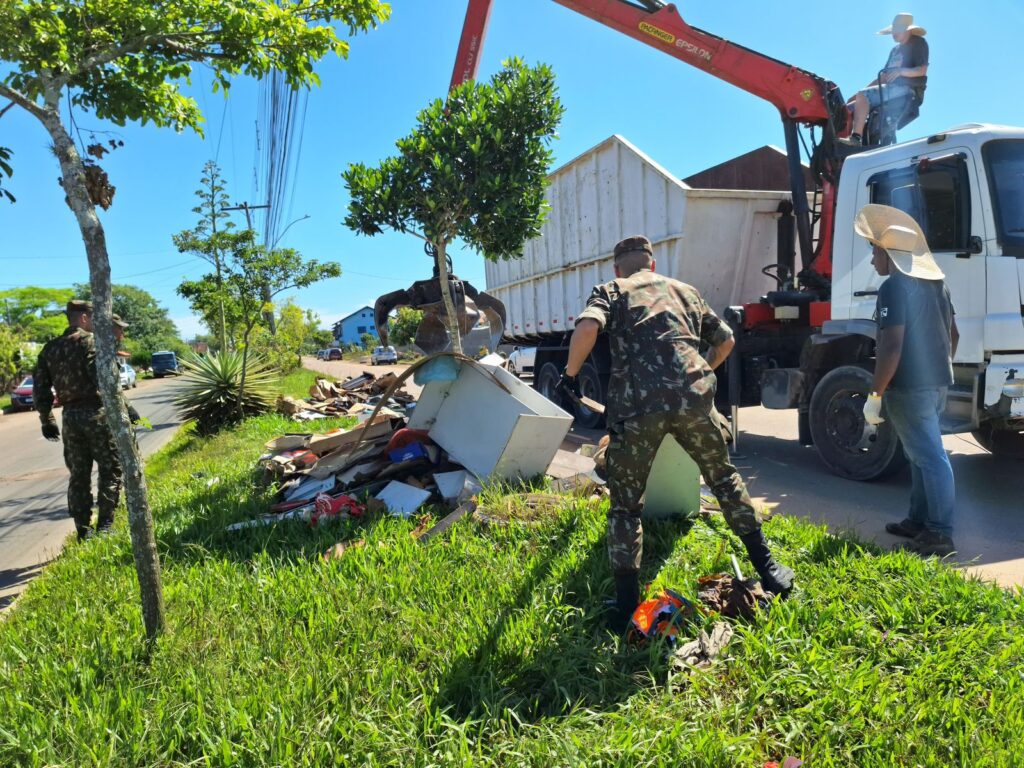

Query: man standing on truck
left=856, top=205, right=959, bottom=557
left=841, top=12, right=928, bottom=146
left=34, top=300, right=139, bottom=540
left=558, top=235, right=795, bottom=632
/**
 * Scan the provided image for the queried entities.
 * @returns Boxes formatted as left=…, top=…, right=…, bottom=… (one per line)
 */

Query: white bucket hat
left=879, top=12, right=926, bottom=37
left=854, top=204, right=944, bottom=280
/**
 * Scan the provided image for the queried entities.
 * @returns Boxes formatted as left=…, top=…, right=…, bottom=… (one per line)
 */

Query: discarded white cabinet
left=409, top=361, right=573, bottom=481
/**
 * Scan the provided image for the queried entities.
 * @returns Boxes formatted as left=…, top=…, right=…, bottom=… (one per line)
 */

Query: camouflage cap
left=613, top=235, right=653, bottom=260
left=66, top=299, right=93, bottom=314
left=112, top=314, right=129, bottom=329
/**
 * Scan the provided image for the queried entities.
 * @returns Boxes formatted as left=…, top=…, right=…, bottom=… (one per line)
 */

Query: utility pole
left=223, top=201, right=276, bottom=334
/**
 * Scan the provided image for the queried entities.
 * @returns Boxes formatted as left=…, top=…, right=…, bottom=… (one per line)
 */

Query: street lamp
left=270, top=214, right=311, bottom=251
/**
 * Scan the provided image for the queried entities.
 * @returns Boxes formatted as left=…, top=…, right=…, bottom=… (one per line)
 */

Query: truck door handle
left=854, top=290, right=879, bottom=297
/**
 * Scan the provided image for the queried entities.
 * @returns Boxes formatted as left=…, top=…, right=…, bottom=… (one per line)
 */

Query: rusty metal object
left=374, top=247, right=506, bottom=355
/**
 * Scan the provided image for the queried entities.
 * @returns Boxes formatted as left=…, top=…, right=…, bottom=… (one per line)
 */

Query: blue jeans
left=883, top=387, right=955, bottom=536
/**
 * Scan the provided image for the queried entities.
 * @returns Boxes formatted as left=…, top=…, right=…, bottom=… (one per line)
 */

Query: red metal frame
left=450, top=0, right=843, bottom=307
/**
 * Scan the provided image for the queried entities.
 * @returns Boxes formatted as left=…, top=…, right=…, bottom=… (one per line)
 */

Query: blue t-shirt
left=876, top=271, right=953, bottom=389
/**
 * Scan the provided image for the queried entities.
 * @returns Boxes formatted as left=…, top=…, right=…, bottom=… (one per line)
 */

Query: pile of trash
left=231, top=361, right=598, bottom=533
left=275, top=372, right=416, bottom=422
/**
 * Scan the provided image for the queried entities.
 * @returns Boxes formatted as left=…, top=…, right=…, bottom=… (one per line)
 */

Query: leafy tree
left=387, top=307, right=423, bottom=347
left=0, top=286, right=73, bottom=342
left=345, top=58, right=563, bottom=354
left=73, top=283, right=180, bottom=358
left=178, top=231, right=341, bottom=413
left=250, top=300, right=313, bottom=372
left=310, top=328, right=335, bottom=352
left=0, top=0, right=389, bottom=639
left=360, top=332, right=377, bottom=351
left=173, top=161, right=235, bottom=351
left=0, top=324, right=24, bottom=392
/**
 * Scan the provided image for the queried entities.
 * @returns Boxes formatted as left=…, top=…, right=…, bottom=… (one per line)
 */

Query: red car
left=8, top=376, right=60, bottom=412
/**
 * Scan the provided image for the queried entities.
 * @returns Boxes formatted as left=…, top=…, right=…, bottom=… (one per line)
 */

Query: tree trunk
left=238, top=323, right=254, bottom=420
left=44, top=103, right=165, bottom=640
left=435, top=241, right=462, bottom=355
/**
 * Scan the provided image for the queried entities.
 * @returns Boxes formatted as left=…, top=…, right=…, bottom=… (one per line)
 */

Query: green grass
left=0, top=393, right=10, bottom=412
left=1, top=391, right=1022, bottom=766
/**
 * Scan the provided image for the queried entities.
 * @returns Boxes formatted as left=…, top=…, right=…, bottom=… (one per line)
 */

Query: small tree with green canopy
left=388, top=306, right=423, bottom=348
left=344, top=58, right=563, bottom=355
left=0, top=286, right=74, bottom=342
left=173, top=161, right=236, bottom=352
left=178, top=230, right=341, bottom=415
left=0, top=0, right=389, bottom=639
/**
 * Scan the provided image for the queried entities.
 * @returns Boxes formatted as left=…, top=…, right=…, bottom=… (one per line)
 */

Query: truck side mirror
left=957, top=235, right=983, bottom=258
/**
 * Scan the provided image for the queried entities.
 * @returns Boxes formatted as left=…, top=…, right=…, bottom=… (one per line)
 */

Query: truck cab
left=814, top=124, right=1024, bottom=465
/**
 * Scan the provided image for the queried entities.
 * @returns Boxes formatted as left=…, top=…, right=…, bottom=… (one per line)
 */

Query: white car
left=507, top=346, right=536, bottom=377
left=371, top=345, right=398, bottom=365
left=119, top=363, right=138, bottom=390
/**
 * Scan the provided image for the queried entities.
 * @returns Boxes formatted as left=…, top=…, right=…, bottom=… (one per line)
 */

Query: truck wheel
left=809, top=365, right=906, bottom=481
left=536, top=362, right=562, bottom=405
left=574, top=362, right=605, bottom=429
left=971, top=425, right=1024, bottom=458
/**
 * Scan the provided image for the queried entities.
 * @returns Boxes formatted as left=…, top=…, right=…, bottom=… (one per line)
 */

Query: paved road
left=0, top=376, right=184, bottom=609
left=305, top=356, right=1024, bottom=587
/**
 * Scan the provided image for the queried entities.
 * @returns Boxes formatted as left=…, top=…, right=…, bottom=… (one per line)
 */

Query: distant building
left=332, top=305, right=378, bottom=346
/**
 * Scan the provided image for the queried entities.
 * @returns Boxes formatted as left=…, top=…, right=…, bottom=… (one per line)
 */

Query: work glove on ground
left=555, top=372, right=581, bottom=403
left=41, top=421, right=60, bottom=441
left=862, top=393, right=884, bottom=425
left=739, top=529, right=794, bottom=596
left=127, top=404, right=141, bottom=424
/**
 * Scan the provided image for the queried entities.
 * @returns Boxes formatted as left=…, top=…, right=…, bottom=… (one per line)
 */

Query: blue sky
left=3, top=0, right=1023, bottom=337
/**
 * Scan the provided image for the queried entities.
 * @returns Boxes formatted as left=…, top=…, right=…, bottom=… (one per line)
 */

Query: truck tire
left=574, top=361, right=605, bottom=429
left=971, top=425, right=1024, bottom=459
left=809, top=365, right=905, bottom=481
left=536, top=362, right=562, bottom=404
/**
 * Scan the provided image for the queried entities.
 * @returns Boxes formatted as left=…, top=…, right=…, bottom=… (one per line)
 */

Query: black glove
left=127, top=404, right=141, bottom=425
left=41, top=421, right=61, bottom=441
left=555, top=372, right=581, bottom=403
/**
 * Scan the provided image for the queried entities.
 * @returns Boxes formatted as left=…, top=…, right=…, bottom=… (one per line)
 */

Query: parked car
left=371, top=345, right=398, bottom=365
left=507, top=346, right=536, bottom=377
left=326, top=348, right=343, bottom=361
left=8, top=376, right=60, bottom=412
left=316, top=349, right=328, bottom=360
left=119, top=362, right=138, bottom=390
left=151, top=350, right=180, bottom=377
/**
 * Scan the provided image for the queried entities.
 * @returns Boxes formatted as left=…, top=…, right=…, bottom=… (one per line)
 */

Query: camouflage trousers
left=62, top=407, right=123, bottom=529
left=605, top=408, right=761, bottom=575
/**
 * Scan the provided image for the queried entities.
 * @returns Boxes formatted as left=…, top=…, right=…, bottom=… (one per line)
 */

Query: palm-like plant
left=174, top=350, right=277, bottom=435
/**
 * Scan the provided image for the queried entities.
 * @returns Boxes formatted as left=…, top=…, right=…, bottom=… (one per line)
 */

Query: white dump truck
left=486, top=126, right=1024, bottom=478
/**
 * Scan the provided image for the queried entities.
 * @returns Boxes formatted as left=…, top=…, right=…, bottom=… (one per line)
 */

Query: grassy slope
left=0, top=369, right=1022, bottom=767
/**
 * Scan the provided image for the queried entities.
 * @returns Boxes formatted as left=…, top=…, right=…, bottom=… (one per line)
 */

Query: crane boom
left=450, top=0, right=848, bottom=287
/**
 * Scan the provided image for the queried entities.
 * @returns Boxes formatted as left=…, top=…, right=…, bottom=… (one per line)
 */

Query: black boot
left=76, top=526, right=95, bottom=542
left=607, top=573, right=640, bottom=634
left=96, top=511, right=114, bottom=535
left=739, top=529, right=794, bottom=596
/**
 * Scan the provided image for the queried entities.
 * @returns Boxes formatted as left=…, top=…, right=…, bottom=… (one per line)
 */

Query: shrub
left=174, top=350, right=277, bottom=435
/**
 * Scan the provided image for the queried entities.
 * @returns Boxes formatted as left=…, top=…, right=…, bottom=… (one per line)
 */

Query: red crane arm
left=553, top=1, right=836, bottom=124
left=450, top=0, right=841, bottom=283
left=452, top=1, right=838, bottom=125
left=451, top=0, right=496, bottom=90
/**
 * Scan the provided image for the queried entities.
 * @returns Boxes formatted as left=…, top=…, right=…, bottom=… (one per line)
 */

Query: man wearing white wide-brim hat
left=841, top=12, right=929, bottom=146
left=854, top=204, right=959, bottom=557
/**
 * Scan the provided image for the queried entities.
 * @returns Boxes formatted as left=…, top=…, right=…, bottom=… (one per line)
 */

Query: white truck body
left=484, top=135, right=792, bottom=336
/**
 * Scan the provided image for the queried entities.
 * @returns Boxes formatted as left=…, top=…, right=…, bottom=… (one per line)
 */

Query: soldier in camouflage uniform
left=34, top=301, right=137, bottom=541
left=558, top=236, right=794, bottom=630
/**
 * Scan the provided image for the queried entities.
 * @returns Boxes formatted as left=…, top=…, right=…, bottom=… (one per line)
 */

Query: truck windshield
left=983, top=139, right=1024, bottom=257
left=152, top=354, right=175, bottom=364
